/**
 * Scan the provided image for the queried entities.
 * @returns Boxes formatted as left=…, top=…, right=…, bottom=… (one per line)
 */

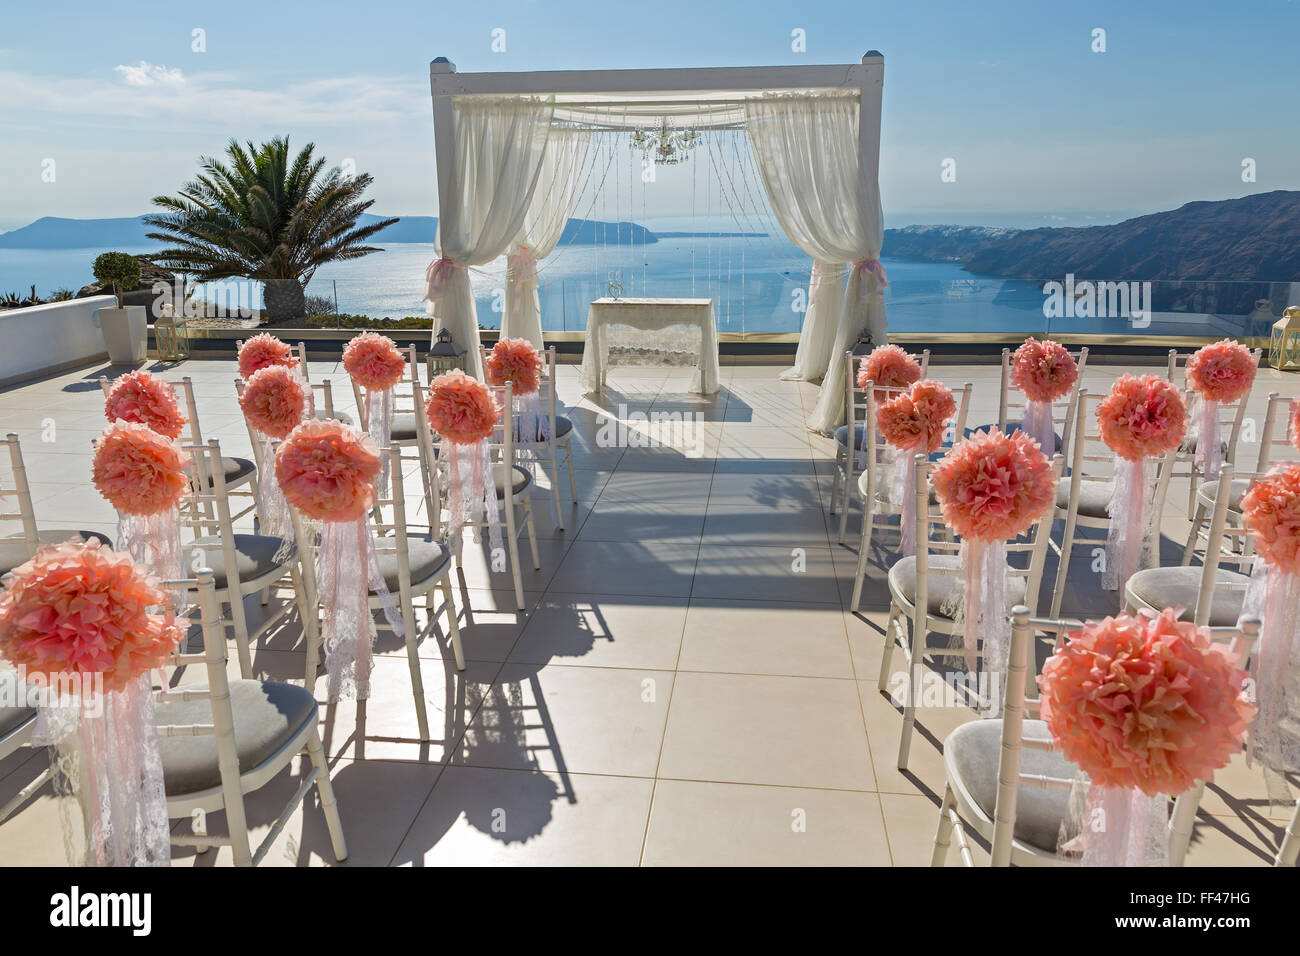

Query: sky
left=2, top=0, right=1299, bottom=232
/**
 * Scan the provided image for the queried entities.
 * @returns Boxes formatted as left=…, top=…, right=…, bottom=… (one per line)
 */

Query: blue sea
left=0, top=216, right=1086, bottom=336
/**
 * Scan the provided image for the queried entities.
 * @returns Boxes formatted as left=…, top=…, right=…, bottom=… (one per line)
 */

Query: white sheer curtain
left=502, top=127, right=590, bottom=350
left=746, top=93, right=887, bottom=431
left=424, top=97, right=554, bottom=379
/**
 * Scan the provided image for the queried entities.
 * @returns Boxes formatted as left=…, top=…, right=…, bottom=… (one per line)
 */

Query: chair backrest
left=481, top=344, right=563, bottom=440
left=992, top=606, right=1259, bottom=866
left=912, top=451, right=1064, bottom=642
left=1062, top=388, right=1182, bottom=518
left=997, top=345, right=1089, bottom=452
left=351, top=344, right=420, bottom=432
left=1252, top=392, right=1300, bottom=473
left=1189, top=464, right=1253, bottom=626
left=233, top=377, right=330, bottom=473
left=369, top=444, right=417, bottom=595
left=1167, top=347, right=1261, bottom=466
left=0, top=434, right=40, bottom=555
left=843, top=348, right=931, bottom=439
left=290, top=342, right=310, bottom=381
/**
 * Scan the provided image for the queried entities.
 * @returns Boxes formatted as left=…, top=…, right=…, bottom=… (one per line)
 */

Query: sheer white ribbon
left=1241, top=554, right=1300, bottom=805
left=1104, top=458, right=1154, bottom=597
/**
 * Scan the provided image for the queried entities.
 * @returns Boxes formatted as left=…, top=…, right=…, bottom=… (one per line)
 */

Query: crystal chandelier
left=629, top=118, right=701, bottom=165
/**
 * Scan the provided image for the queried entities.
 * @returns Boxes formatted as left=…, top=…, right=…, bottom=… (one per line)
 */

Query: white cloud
left=114, top=61, right=186, bottom=88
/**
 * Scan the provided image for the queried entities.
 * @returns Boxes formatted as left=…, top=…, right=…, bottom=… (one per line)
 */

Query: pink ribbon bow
left=853, top=257, right=889, bottom=290
left=424, top=256, right=465, bottom=303
left=507, top=245, right=539, bottom=297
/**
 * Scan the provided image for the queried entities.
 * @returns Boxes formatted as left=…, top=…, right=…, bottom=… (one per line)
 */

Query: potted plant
left=93, top=252, right=147, bottom=363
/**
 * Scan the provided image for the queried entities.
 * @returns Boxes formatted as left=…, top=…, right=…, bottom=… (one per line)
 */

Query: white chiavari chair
left=831, top=348, right=930, bottom=543
left=969, top=345, right=1089, bottom=458
left=288, top=341, right=352, bottom=425
left=1183, top=391, right=1299, bottom=562
left=100, top=375, right=259, bottom=534
left=351, top=344, right=436, bottom=530
left=883, top=451, right=1062, bottom=770
left=427, top=381, right=540, bottom=612
left=1166, top=347, right=1260, bottom=519
left=1129, top=465, right=1251, bottom=628
left=933, top=606, right=1257, bottom=867
left=847, top=382, right=975, bottom=609
left=1, top=433, right=111, bottom=575
left=156, top=568, right=346, bottom=867
left=178, top=439, right=319, bottom=680
left=1047, top=389, right=1182, bottom=619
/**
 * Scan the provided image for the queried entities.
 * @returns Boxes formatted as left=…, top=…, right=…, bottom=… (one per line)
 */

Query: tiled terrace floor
left=0, top=356, right=1295, bottom=866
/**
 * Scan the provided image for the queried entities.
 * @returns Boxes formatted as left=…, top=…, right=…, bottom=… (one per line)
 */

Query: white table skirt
left=578, top=298, right=721, bottom=395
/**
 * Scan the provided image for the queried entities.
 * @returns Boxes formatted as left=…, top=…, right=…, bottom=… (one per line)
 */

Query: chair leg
left=1168, top=782, right=1205, bottom=867
left=440, top=573, right=465, bottom=670
left=897, top=612, right=924, bottom=771
left=400, top=587, right=430, bottom=741
left=1276, top=801, right=1300, bottom=867
left=550, top=444, right=565, bottom=531
left=837, top=467, right=852, bottom=545
left=306, top=727, right=348, bottom=863
left=1182, top=502, right=1207, bottom=566
left=290, top=565, right=320, bottom=688
left=227, top=588, right=255, bottom=679
left=1048, top=511, right=1077, bottom=620
left=504, top=502, right=526, bottom=612
left=932, top=784, right=956, bottom=866
left=523, top=501, right=541, bottom=570
left=564, top=438, right=578, bottom=505
left=829, top=454, right=842, bottom=516
left=850, top=509, right=872, bottom=612
left=877, top=603, right=901, bottom=694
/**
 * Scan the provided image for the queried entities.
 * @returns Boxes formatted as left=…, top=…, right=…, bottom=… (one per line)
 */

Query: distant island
left=880, top=191, right=1300, bottom=283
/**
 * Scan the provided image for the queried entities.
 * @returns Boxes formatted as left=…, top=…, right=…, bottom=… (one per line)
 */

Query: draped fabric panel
left=745, top=93, right=887, bottom=431
left=502, top=127, right=591, bottom=350
left=425, top=97, right=554, bottom=379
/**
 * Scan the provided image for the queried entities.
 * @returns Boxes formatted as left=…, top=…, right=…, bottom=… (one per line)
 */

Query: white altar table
left=578, top=298, right=721, bottom=395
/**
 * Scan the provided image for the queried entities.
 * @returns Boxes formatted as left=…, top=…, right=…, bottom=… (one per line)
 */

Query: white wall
left=0, top=295, right=115, bottom=387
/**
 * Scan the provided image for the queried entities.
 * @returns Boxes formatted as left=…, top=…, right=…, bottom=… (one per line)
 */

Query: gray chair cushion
left=182, top=534, right=293, bottom=590
left=969, top=422, right=1063, bottom=454
left=204, top=456, right=256, bottom=488
left=313, top=409, right=353, bottom=426
left=1195, top=477, right=1250, bottom=513
left=156, top=680, right=317, bottom=796
left=0, top=530, right=113, bottom=575
left=390, top=413, right=419, bottom=442
left=890, top=554, right=1028, bottom=617
left=0, top=669, right=36, bottom=740
left=1181, top=435, right=1228, bottom=456
left=373, top=536, right=450, bottom=592
left=1055, top=479, right=1114, bottom=519
left=515, top=415, right=573, bottom=442
left=946, top=717, right=1076, bottom=854
left=494, top=463, right=532, bottom=498
left=1125, top=565, right=1250, bottom=626
left=834, top=424, right=867, bottom=450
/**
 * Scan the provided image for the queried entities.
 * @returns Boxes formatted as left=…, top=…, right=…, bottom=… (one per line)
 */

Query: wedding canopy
left=424, top=56, right=886, bottom=429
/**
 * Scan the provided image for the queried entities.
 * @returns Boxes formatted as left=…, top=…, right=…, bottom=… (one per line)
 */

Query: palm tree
left=144, top=137, right=397, bottom=323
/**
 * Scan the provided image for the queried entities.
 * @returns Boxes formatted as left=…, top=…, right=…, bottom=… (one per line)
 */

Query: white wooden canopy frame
left=426, top=55, right=886, bottom=428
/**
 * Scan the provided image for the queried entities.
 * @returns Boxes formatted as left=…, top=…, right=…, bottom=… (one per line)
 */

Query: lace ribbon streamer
left=885, top=444, right=920, bottom=556
left=939, top=539, right=1011, bottom=697
left=317, top=516, right=403, bottom=701
left=34, top=675, right=170, bottom=867
left=1022, top=399, right=1056, bottom=456
left=1241, top=560, right=1300, bottom=805
left=1184, top=396, right=1223, bottom=481
left=442, top=438, right=505, bottom=561
left=1104, top=457, right=1152, bottom=596
left=512, top=390, right=557, bottom=525
left=364, top=387, right=395, bottom=498
left=116, top=510, right=184, bottom=613
left=1060, top=782, right=1170, bottom=866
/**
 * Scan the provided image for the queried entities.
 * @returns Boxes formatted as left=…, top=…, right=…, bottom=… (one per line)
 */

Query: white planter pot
left=99, top=306, right=148, bottom=364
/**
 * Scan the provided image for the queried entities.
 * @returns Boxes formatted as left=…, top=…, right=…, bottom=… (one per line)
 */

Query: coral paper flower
left=1038, top=609, right=1255, bottom=796
left=876, top=379, right=956, bottom=453
left=1242, top=464, right=1300, bottom=576
left=237, top=333, right=296, bottom=380
left=1096, top=374, right=1187, bottom=462
left=425, top=370, right=500, bottom=445
left=1186, top=339, right=1256, bottom=404
left=1011, top=338, right=1078, bottom=403
left=91, top=421, right=191, bottom=517
left=240, top=365, right=307, bottom=440
left=857, top=345, right=922, bottom=402
left=343, top=332, right=407, bottom=392
left=103, top=370, right=186, bottom=441
left=274, top=419, right=381, bottom=523
left=931, top=428, right=1056, bottom=541
left=485, top=337, right=542, bottom=396
left=0, top=538, right=184, bottom=692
